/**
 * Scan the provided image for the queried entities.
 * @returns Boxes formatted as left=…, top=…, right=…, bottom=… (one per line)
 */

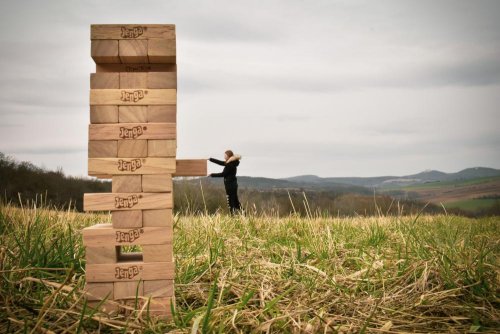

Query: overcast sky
left=0, top=0, right=499, bottom=178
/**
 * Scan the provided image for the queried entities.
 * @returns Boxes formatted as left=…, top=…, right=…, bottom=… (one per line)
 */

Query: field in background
left=0, top=203, right=499, bottom=333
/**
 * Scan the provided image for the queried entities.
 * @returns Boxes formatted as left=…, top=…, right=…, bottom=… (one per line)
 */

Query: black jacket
left=209, top=157, right=240, bottom=185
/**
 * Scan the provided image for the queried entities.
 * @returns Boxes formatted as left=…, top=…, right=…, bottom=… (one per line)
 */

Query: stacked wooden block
left=83, top=24, right=206, bottom=317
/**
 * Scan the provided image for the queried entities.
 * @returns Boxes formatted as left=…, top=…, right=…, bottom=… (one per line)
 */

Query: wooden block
left=90, top=89, right=176, bottom=106
left=148, top=105, right=176, bottom=123
left=85, top=283, right=114, bottom=301
left=96, top=63, right=176, bottom=73
left=119, top=40, right=148, bottom=63
left=90, top=105, right=118, bottom=124
left=148, top=39, right=176, bottom=63
left=119, top=106, right=147, bottom=123
left=87, top=300, right=120, bottom=314
left=112, top=210, right=142, bottom=228
left=88, top=141, right=117, bottom=158
left=88, top=157, right=176, bottom=176
left=112, top=175, right=142, bottom=193
left=90, top=73, right=119, bottom=89
left=83, top=225, right=172, bottom=246
left=148, top=72, right=177, bottom=89
left=143, top=244, right=173, bottom=263
left=120, top=73, right=147, bottom=89
left=91, top=24, right=175, bottom=40
left=114, top=281, right=144, bottom=300
left=142, top=297, right=172, bottom=317
left=143, top=280, right=174, bottom=298
left=89, top=123, right=176, bottom=140
left=147, top=140, right=176, bottom=157
left=84, top=192, right=173, bottom=211
left=91, top=40, right=120, bottom=63
left=173, top=159, right=207, bottom=176
left=118, top=140, right=147, bottom=158
left=85, top=246, right=118, bottom=264
left=86, top=262, right=174, bottom=282
left=142, top=174, right=172, bottom=192
left=142, top=209, right=173, bottom=228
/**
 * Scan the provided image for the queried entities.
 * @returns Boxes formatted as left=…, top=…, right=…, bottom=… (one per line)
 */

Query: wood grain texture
left=112, top=175, right=142, bottom=193
left=173, top=159, right=207, bottom=177
left=88, top=157, right=176, bottom=176
left=90, top=73, right=119, bottom=89
left=96, top=63, right=176, bottom=73
left=117, top=140, right=147, bottom=158
left=141, top=297, right=172, bottom=317
left=85, top=246, right=118, bottom=264
left=147, top=105, right=176, bottom=123
left=143, top=280, right=174, bottom=298
left=85, top=283, right=114, bottom=301
left=142, top=174, right=173, bottom=192
left=148, top=39, right=176, bottom=63
left=91, top=40, right=120, bottom=63
left=114, top=281, right=144, bottom=300
left=83, top=225, right=172, bottom=246
left=91, top=24, right=175, bottom=40
left=119, top=40, right=148, bottom=63
left=88, top=141, right=117, bottom=158
left=147, top=140, right=176, bottom=157
left=148, top=72, right=177, bottom=89
left=143, top=244, right=173, bottom=263
left=119, top=72, right=147, bottom=89
left=119, top=106, right=147, bottom=123
left=112, top=210, right=142, bottom=228
left=142, top=209, right=173, bottom=228
left=90, top=89, right=176, bottom=106
left=84, top=192, right=173, bottom=211
left=89, top=123, right=176, bottom=140
left=86, top=262, right=174, bottom=282
left=90, top=106, right=118, bottom=124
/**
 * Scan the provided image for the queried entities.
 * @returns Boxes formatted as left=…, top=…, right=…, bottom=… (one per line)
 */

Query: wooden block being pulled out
left=142, top=209, right=173, bottom=228
left=82, top=224, right=172, bottom=246
left=148, top=39, right=176, bottom=63
left=89, top=123, right=176, bottom=140
left=91, top=24, right=175, bottom=40
left=119, top=40, right=148, bottom=63
left=86, top=262, right=174, bottom=282
left=120, top=72, right=147, bottom=89
left=91, top=40, right=120, bottom=63
left=173, top=159, right=207, bottom=177
left=90, top=89, right=176, bottom=106
left=90, top=73, right=119, bottom=89
left=119, top=106, right=147, bottom=123
left=112, top=175, right=142, bottom=193
left=143, top=244, right=173, bottom=263
left=112, top=210, right=142, bottom=228
left=88, top=157, right=176, bottom=176
left=84, top=192, right=172, bottom=211
left=96, top=63, right=176, bottom=73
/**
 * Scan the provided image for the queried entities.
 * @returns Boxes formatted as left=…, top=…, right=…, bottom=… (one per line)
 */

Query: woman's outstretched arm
left=209, top=157, right=226, bottom=166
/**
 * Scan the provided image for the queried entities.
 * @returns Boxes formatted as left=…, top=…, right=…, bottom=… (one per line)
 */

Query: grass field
left=444, top=199, right=499, bottom=212
left=0, top=202, right=499, bottom=333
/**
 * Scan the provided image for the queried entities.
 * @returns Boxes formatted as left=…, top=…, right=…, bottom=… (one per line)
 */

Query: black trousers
left=225, top=182, right=241, bottom=214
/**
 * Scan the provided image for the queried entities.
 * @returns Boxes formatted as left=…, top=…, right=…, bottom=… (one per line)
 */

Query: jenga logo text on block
left=120, top=126, right=146, bottom=139
left=125, top=65, right=152, bottom=72
left=121, top=26, right=146, bottom=38
left=114, top=194, right=142, bottom=209
left=121, top=90, right=147, bottom=103
left=115, top=265, right=142, bottom=279
left=115, top=228, right=144, bottom=243
left=117, top=159, right=143, bottom=172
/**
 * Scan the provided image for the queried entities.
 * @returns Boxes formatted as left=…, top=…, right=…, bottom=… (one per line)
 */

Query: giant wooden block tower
left=82, top=24, right=207, bottom=317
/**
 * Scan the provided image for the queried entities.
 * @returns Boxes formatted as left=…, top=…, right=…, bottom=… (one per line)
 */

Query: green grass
left=398, top=175, right=500, bottom=191
left=1, top=202, right=499, bottom=333
left=444, top=198, right=498, bottom=211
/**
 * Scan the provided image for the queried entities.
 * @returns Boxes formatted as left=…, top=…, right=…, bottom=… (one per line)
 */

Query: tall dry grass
left=0, top=200, right=498, bottom=333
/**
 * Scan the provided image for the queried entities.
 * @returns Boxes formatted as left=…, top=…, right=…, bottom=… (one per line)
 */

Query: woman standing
left=209, top=150, right=242, bottom=215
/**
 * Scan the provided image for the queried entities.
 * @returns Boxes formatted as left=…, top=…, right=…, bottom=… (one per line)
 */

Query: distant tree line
left=1, top=153, right=498, bottom=217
